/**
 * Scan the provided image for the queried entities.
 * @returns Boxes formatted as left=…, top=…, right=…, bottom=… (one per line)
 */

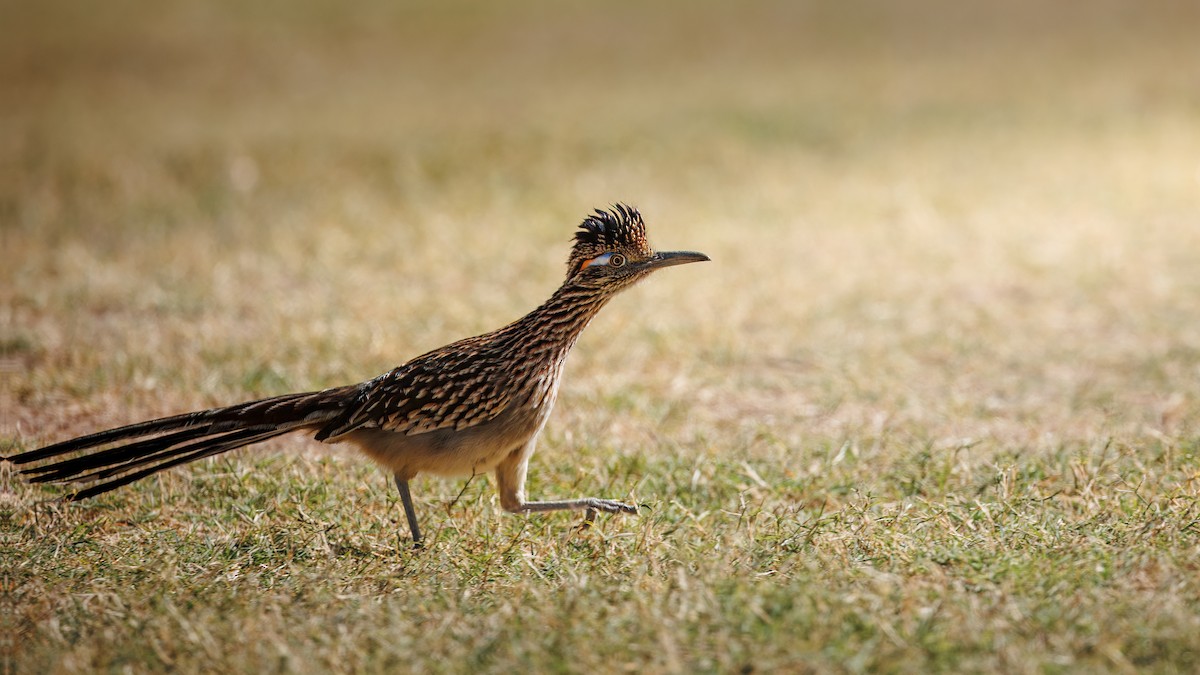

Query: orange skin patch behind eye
left=582, top=254, right=609, bottom=269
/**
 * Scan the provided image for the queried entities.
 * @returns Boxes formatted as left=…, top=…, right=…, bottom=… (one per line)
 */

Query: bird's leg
left=494, top=445, right=638, bottom=527
left=515, top=497, right=638, bottom=516
left=393, top=475, right=423, bottom=547
left=519, top=497, right=639, bottom=534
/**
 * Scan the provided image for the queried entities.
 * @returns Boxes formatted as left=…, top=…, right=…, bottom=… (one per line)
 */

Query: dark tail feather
left=67, top=428, right=296, bottom=501
left=23, top=426, right=221, bottom=481
left=10, top=410, right=222, bottom=465
left=10, top=386, right=357, bottom=500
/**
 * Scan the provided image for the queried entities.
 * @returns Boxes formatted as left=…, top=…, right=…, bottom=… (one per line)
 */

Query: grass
left=4, top=0, right=1200, bottom=672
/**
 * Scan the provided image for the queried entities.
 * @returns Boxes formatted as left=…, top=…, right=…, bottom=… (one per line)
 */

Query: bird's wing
left=314, top=348, right=513, bottom=441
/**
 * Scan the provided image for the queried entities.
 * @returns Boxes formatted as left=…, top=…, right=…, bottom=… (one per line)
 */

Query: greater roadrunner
left=9, top=205, right=708, bottom=545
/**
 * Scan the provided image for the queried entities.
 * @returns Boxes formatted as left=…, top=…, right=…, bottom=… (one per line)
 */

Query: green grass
left=4, top=0, right=1200, bottom=672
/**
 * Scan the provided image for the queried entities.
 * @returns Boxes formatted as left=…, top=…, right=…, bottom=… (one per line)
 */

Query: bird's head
left=566, top=204, right=709, bottom=290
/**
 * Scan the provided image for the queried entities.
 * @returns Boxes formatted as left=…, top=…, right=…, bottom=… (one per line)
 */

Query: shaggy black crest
left=574, top=204, right=647, bottom=250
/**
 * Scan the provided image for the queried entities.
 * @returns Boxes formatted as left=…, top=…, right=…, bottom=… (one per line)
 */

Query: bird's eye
left=583, top=252, right=627, bottom=269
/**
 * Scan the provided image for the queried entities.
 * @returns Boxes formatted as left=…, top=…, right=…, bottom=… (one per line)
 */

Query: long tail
left=8, top=385, right=359, bottom=500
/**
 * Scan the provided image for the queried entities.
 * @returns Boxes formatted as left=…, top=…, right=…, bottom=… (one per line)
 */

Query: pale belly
left=335, top=397, right=555, bottom=479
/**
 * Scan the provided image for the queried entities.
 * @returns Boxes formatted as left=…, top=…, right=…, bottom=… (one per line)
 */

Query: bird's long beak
left=644, top=250, right=711, bottom=271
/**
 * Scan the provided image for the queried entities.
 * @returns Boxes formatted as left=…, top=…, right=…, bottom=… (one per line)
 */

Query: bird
left=8, top=204, right=709, bottom=545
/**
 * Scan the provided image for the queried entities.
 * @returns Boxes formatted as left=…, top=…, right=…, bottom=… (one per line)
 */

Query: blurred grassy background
left=4, top=0, right=1199, bottom=672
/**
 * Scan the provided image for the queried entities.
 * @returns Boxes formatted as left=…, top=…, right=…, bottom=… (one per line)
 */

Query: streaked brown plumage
left=9, top=205, right=709, bottom=545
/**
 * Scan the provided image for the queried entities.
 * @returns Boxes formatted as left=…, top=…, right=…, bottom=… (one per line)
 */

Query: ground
left=3, top=1, right=1199, bottom=672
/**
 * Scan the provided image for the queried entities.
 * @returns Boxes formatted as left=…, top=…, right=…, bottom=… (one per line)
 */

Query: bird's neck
left=501, top=282, right=613, bottom=358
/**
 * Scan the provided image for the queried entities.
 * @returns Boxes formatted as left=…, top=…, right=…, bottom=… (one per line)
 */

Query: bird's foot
left=583, top=498, right=639, bottom=515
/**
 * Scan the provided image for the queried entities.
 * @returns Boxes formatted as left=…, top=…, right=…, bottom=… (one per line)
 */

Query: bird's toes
left=590, top=499, right=639, bottom=515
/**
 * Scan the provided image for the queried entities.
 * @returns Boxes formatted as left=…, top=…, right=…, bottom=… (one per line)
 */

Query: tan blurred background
left=6, top=0, right=1198, bottom=449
